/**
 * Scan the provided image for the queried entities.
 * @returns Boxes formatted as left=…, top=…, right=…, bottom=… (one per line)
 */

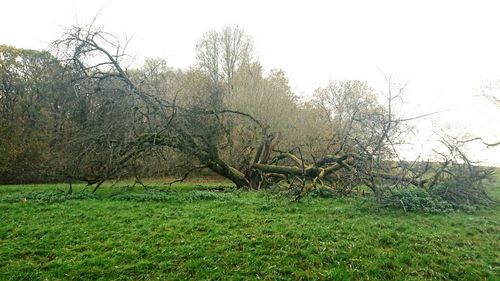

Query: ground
left=0, top=176, right=499, bottom=280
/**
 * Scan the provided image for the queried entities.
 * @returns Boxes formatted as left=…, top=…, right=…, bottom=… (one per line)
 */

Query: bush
left=381, top=164, right=497, bottom=213
left=430, top=182, right=495, bottom=211
left=381, top=188, right=453, bottom=213
left=427, top=164, right=496, bottom=211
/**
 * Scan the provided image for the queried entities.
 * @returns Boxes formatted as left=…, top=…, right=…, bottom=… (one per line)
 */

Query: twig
left=167, top=165, right=207, bottom=186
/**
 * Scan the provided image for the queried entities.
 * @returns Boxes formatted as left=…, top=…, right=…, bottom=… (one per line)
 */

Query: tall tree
left=196, top=25, right=253, bottom=97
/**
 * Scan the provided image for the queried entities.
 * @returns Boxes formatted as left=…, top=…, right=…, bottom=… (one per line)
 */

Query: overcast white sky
left=1, top=0, right=499, bottom=165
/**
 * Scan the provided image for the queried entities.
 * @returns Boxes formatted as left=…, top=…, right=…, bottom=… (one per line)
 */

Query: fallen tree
left=51, top=24, right=494, bottom=203
left=52, top=24, right=366, bottom=192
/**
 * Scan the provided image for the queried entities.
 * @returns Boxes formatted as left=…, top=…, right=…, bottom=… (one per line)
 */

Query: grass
left=0, top=175, right=499, bottom=280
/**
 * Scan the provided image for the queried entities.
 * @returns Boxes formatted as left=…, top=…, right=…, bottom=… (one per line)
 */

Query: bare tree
left=196, top=25, right=253, bottom=86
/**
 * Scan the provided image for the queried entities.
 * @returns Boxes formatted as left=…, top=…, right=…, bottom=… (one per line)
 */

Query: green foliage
left=1, top=187, right=237, bottom=205
left=309, top=187, right=338, bottom=198
left=430, top=176, right=495, bottom=211
left=381, top=188, right=453, bottom=213
left=1, top=191, right=98, bottom=203
left=382, top=179, right=496, bottom=213
left=109, top=191, right=176, bottom=202
left=109, top=190, right=234, bottom=203
left=381, top=166, right=497, bottom=213
left=0, top=182, right=498, bottom=280
left=182, top=190, right=234, bottom=202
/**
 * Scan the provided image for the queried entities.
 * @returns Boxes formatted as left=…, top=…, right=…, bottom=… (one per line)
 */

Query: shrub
left=381, top=188, right=452, bottom=213
left=381, top=164, right=496, bottom=213
left=430, top=181, right=494, bottom=211
left=427, top=164, right=496, bottom=211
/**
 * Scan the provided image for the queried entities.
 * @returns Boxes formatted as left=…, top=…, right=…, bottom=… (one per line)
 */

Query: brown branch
left=271, top=152, right=303, bottom=167
left=167, top=165, right=208, bottom=186
left=204, top=109, right=263, bottom=128
left=463, top=137, right=500, bottom=148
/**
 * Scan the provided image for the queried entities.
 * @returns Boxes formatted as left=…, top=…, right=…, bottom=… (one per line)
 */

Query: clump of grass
left=309, top=187, right=338, bottom=198
left=182, top=190, right=234, bottom=202
left=109, top=191, right=176, bottom=202
left=109, top=190, right=235, bottom=203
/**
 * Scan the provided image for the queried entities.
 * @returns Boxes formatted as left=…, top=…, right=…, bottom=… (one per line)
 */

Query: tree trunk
left=207, top=161, right=250, bottom=188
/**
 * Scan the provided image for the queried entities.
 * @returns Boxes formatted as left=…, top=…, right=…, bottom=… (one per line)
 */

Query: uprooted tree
left=50, top=24, right=495, bottom=202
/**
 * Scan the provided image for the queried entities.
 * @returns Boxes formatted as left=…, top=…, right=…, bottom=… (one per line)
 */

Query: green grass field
left=1, top=175, right=499, bottom=280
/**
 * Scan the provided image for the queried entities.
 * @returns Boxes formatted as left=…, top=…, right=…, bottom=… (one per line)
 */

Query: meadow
left=0, top=177, right=498, bottom=280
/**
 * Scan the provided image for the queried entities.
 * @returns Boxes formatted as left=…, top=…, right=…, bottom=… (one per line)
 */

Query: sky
left=1, top=0, right=499, bottom=165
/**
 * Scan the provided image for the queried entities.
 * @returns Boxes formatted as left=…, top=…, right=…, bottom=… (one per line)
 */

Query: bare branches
left=462, top=137, right=500, bottom=148
left=204, top=109, right=263, bottom=128
left=196, top=25, right=253, bottom=84
left=167, top=165, right=208, bottom=186
left=480, top=80, right=500, bottom=107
